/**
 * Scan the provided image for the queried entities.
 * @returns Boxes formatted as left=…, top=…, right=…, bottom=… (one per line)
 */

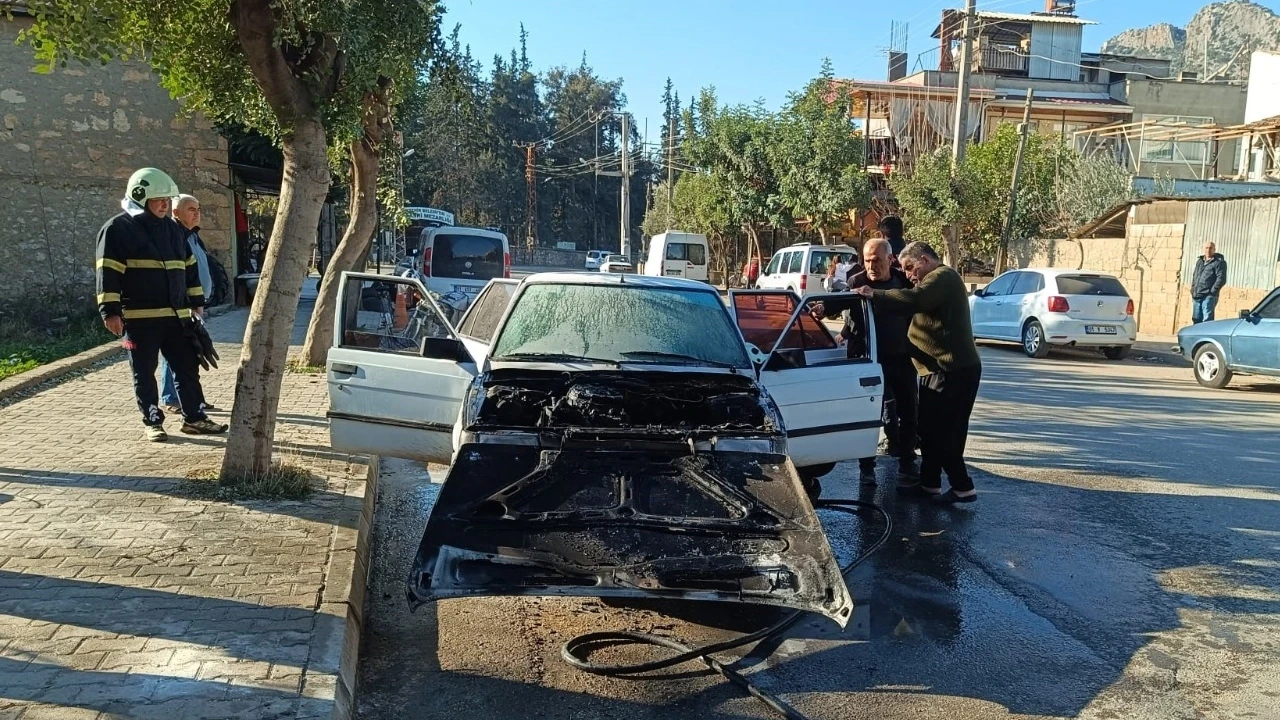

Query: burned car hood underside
left=409, top=372, right=854, bottom=626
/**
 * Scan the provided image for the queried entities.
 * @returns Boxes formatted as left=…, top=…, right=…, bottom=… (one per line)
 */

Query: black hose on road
left=561, top=498, right=894, bottom=720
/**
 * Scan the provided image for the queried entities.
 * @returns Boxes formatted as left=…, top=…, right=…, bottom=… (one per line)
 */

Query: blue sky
left=441, top=0, right=1279, bottom=143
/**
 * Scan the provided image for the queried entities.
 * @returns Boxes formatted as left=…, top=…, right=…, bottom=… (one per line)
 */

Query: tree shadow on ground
left=0, top=467, right=360, bottom=529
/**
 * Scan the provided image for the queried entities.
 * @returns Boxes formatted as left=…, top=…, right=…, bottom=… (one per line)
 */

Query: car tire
left=1193, top=344, right=1233, bottom=389
left=1102, top=345, right=1131, bottom=361
left=1022, top=320, right=1050, bottom=358
left=797, top=463, right=835, bottom=502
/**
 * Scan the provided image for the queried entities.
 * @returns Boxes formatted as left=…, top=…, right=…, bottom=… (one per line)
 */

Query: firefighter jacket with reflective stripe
left=96, top=211, right=205, bottom=323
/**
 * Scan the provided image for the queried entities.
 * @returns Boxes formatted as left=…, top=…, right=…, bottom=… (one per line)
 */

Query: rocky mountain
left=1101, top=0, right=1280, bottom=81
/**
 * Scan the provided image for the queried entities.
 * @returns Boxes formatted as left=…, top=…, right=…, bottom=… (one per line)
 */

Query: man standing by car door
left=852, top=241, right=981, bottom=505
left=812, top=238, right=917, bottom=487
left=1191, top=242, right=1228, bottom=323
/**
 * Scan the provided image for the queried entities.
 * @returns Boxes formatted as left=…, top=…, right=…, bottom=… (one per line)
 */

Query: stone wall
left=1014, top=225, right=1275, bottom=335
left=0, top=14, right=233, bottom=307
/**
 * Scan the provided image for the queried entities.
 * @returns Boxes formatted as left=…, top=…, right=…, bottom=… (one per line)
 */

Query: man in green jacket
left=852, top=241, right=981, bottom=504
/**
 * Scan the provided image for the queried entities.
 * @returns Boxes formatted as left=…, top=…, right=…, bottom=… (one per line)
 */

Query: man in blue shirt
left=161, top=194, right=218, bottom=412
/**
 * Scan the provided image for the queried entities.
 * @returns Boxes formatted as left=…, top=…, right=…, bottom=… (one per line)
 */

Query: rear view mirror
left=420, top=337, right=470, bottom=363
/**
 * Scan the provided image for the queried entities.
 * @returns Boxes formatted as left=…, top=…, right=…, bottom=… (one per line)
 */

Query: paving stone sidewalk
left=0, top=291, right=365, bottom=720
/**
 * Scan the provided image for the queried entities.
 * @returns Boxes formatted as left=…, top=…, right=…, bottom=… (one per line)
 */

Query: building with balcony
left=841, top=2, right=1247, bottom=181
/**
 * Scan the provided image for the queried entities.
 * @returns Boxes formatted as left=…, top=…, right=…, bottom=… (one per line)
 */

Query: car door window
left=786, top=252, right=803, bottom=274
left=732, top=292, right=798, bottom=350
left=1256, top=294, right=1280, bottom=320
left=687, top=243, right=706, bottom=265
left=764, top=254, right=782, bottom=276
left=340, top=277, right=453, bottom=355
left=1011, top=272, right=1043, bottom=296
left=457, top=282, right=517, bottom=342
left=982, top=272, right=1019, bottom=297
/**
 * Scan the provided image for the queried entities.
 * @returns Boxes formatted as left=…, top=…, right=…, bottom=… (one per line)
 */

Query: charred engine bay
left=475, top=371, right=772, bottom=435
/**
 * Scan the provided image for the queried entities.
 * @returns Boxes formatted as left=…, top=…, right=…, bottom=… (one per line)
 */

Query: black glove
left=184, top=317, right=220, bottom=371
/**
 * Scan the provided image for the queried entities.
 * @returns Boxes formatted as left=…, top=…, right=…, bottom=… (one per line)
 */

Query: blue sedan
left=1175, top=287, right=1280, bottom=389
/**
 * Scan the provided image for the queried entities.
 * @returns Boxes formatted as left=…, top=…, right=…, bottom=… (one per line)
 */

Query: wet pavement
left=356, top=345, right=1280, bottom=719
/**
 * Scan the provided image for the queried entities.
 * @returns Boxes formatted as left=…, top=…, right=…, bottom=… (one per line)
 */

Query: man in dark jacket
left=813, top=238, right=918, bottom=487
left=1190, top=242, right=1228, bottom=323
left=851, top=241, right=981, bottom=505
left=878, top=215, right=907, bottom=256
left=96, top=168, right=228, bottom=442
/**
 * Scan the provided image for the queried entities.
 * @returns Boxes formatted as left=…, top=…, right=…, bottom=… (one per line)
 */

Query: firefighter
left=96, top=168, right=228, bottom=442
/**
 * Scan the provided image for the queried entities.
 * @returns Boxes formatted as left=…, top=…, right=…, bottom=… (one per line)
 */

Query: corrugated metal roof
left=977, top=11, right=1096, bottom=25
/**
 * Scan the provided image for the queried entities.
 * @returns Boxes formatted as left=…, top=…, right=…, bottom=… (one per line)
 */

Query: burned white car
left=325, top=272, right=885, bottom=624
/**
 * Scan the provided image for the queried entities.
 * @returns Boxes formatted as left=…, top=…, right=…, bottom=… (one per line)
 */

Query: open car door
left=326, top=272, right=477, bottom=465
left=729, top=290, right=884, bottom=468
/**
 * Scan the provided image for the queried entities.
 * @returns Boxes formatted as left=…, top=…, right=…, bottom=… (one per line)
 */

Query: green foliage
left=891, top=122, right=1097, bottom=263
left=1055, top=154, right=1135, bottom=235
left=0, top=299, right=111, bottom=382
left=771, top=59, right=871, bottom=238
left=402, top=28, right=649, bottom=248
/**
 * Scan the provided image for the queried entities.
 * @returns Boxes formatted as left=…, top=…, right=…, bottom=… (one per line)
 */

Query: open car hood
left=409, top=444, right=855, bottom=626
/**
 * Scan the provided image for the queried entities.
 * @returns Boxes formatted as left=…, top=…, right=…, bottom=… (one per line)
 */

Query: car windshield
left=492, top=284, right=751, bottom=368
left=1055, top=275, right=1128, bottom=296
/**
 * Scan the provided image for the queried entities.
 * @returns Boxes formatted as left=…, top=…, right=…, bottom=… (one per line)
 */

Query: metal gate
left=1182, top=197, right=1280, bottom=292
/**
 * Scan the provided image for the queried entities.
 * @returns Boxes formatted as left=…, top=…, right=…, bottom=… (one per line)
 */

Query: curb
left=0, top=304, right=238, bottom=403
left=334, top=455, right=379, bottom=720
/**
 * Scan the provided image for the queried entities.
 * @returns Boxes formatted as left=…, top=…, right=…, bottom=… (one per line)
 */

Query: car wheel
left=1193, top=344, right=1233, bottom=389
left=797, top=463, right=835, bottom=502
left=1022, top=320, right=1050, bottom=358
left=1102, top=346, right=1131, bottom=361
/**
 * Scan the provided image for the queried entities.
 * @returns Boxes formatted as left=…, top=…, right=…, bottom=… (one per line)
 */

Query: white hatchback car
left=322, top=271, right=886, bottom=624
left=969, top=268, right=1136, bottom=359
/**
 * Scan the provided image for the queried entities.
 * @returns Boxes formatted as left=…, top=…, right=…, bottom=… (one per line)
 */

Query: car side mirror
left=420, top=336, right=470, bottom=363
left=1239, top=309, right=1253, bottom=319
left=744, top=343, right=767, bottom=367
left=973, top=288, right=986, bottom=298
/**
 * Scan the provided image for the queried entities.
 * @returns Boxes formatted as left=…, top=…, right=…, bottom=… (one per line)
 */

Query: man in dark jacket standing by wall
left=97, top=168, right=228, bottom=442
left=813, top=238, right=918, bottom=487
left=1190, top=242, right=1228, bottom=323
left=852, top=241, right=981, bottom=505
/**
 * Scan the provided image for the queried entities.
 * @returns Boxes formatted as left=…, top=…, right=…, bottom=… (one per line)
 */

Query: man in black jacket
left=812, top=238, right=918, bottom=486
left=96, top=168, right=228, bottom=442
left=1190, top=242, right=1228, bottom=323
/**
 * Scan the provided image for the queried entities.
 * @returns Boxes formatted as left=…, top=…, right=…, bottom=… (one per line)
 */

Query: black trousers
left=123, top=319, right=207, bottom=426
left=917, top=365, right=982, bottom=493
left=860, top=357, right=918, bottom=470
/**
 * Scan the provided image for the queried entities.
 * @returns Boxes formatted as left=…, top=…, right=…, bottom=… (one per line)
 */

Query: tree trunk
left=944, top=224, right=962, bottom=269
left=221, top=118, right=331, bottom=479
left=817, top=226, right=827, bottom=245
left=299, top=134, right=380, bottom=366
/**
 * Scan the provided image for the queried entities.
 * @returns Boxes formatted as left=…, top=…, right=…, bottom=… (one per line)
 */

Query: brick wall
left=0, top=15, right=233, bottom=306
left=1014, top=225, right=1276, bottom=335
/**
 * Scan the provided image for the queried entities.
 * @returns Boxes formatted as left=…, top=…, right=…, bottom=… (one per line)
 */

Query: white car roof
left=1018, top=268, right=1120, bottom=279
left=523, top=271, right=712, bottom=291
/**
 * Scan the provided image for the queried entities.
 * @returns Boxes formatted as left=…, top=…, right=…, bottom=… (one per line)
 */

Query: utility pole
left=620, top=112, right=631, bottom=257
left=666, top=114, right=675, bottom=230
left=951, top=0, right=977, bottom=167
left=996, top=89, right=1035, bottom=276
left=514, top=141, right=538, bottom=255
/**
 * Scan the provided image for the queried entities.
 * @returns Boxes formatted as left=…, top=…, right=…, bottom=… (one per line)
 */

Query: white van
left=644, top=232, right=709, bottom=282
left=410, top=226, right=511, bottom=299
left=756, top=243, right=858, bottom=297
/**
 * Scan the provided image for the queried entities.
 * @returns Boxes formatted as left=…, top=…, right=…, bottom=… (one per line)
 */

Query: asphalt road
left=355, top=344, right=1280, bottom=720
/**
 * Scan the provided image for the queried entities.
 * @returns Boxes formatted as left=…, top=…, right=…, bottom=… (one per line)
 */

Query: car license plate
left=453, top=285, right=479, bottom=296
left=1085, top=325, right=1117, bottom=335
